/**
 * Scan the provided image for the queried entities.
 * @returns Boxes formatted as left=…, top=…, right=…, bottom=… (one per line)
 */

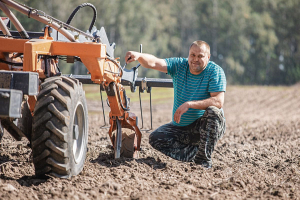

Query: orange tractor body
left=0, top=0, right=142, bottom=178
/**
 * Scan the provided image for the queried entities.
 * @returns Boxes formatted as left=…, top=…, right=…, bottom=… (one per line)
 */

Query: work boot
left=193, top=159, right=212, bottom=169
left=193, top=155, right=212, bottom=169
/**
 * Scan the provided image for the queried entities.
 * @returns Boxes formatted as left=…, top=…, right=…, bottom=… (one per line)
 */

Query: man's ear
left=208, top=54, right=211, bottom=60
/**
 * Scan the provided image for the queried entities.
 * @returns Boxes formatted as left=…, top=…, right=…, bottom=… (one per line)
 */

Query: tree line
left=1, top=0, right=299, bottom=85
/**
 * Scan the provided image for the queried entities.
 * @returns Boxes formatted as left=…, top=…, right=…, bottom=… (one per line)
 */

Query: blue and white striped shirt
left=165, top=57, right=226, bottom=126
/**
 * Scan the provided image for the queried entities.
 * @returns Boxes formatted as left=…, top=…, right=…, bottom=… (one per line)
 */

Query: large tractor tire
left=32, top=76, right=88, bottom=178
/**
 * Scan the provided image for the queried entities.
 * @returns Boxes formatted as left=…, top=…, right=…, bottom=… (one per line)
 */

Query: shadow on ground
left=91, top=152, right=167, bottom=170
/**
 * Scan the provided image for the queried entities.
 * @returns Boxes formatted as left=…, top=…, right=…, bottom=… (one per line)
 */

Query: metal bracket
left=140, top=77, right=147, bottom=93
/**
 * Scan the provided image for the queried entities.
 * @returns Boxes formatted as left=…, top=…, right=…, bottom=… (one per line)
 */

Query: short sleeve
left=208, top=66, right=226, bottom=93
left=165, top=57, right=183, bottom=77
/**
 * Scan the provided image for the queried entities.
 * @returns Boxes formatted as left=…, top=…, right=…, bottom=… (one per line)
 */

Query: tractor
left=0, top=0, right=173, bottom=178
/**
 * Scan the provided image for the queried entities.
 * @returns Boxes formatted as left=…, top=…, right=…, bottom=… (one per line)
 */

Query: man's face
left=188, top=44, right=211, bottom=75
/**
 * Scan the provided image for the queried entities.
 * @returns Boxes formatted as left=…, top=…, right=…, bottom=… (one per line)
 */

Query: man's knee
left=148, top=131, right=156, bottom=146
left=149, top=129, right=162, bottom=147
left=205, top=106, right=223, bottom=117
left=203, top=106, right=225, bottom=125
left=149, top=122, right=174, bottom=146
left=203, top=106, right=226, bottom=138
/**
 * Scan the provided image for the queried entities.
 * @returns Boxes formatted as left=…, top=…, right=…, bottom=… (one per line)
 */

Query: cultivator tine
left=100, top=86, right=109, bottom=129
left=114, top=118, right=122, bottom=158
left=139, top=89, right=144, bottom=129
left=149, top=88, right=153, bottom=130
left=138, top=78, right=153, bottom=132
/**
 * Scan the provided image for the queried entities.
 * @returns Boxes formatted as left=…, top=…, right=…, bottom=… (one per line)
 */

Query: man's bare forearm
left=188, top=92, right=225, bottom=110
left=125, top=51, right=167, bottom=73
left=187, top=97, right=223, bottom=110
left=174, top=92, right=224, bottom=123
left=136, top=53, right=161, bottom=69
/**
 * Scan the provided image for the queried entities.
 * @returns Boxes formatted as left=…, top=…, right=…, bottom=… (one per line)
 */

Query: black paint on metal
left=70, top=75, right=173, bottom=88
left=0, top=30, right=43, bottom=38
left=0, top=88, right=22, bottom=118
left=66, top=3, right=97, bottom=33
left=100, top=86, right=107, bottom=127
left=138, top=89, right=144, bottom=129
left=105, top=82, right=116, bottom=96
left=0, top=71, right=39, bottom=95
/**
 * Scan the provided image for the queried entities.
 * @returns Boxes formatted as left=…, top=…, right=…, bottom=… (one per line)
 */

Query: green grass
left=83, top=85, right=174, bottom=104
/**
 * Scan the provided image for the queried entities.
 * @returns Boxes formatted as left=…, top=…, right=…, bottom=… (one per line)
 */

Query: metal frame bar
left=0, top=30, right=43, bottom=38
left=70, top=75, right=173, bottom=88
left=71, top=75, right=173, bottom=132
left=0, top=17, right=11, bottom=36
left=0, top=1, right=29, bottom=38
left=1, top=0, right=77, bottom=42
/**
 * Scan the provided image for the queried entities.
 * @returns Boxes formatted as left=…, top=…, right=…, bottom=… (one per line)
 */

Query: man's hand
left=174, top=102, right=190, bottom=123
left=125, top=51, right=140, bottom=64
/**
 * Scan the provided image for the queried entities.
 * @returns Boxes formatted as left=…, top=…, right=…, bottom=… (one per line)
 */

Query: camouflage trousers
left=149, top=106, right=226, bottom=167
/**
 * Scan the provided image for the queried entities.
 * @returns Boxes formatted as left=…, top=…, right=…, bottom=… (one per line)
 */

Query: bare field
left=0, top=85, right=299, bottom=199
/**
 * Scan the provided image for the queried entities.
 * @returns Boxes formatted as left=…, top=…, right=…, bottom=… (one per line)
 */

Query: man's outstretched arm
left=125, top=51, right=168, bottom=73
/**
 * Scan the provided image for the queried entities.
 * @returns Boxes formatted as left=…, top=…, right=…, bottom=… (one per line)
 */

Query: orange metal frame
left=0, top=27, right=142, bottom=154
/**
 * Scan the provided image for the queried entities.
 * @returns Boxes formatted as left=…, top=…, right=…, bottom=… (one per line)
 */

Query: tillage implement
left=0, top=0, right=172, bottom=178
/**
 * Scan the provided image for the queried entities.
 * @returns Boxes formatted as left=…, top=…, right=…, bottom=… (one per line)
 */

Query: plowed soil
left=1, top=85, right=299, bottom=199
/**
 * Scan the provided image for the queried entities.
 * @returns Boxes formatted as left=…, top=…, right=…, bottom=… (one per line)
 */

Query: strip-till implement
left=0, top=0, right=172, bottom=178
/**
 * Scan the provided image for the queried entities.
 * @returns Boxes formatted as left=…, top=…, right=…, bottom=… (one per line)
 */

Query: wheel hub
left=72, top=103, right=86, bottom=164
left=73, top=125, right=79, bottom=140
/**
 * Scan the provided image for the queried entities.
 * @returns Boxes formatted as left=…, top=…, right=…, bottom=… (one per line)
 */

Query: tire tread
left=32, top=76, right=87, bottom=178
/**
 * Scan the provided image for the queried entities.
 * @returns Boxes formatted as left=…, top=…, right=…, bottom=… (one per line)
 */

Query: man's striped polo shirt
left=165, top=57, right=226, bottom=126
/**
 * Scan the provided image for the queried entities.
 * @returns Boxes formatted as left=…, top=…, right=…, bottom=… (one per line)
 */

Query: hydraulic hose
left=117, top=84, right=130, bottom=111
left=66, top=3, right=97, bottom=32
left=1, top=0, right=78, bottom=42
left=106, top=56, right=124, bottom=75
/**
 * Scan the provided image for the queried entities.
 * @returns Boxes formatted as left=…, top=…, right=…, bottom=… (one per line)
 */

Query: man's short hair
left=190, top=40, right=211, bottom=55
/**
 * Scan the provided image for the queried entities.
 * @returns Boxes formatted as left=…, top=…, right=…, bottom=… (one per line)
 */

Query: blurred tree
left=271, top=0, right=300, bottom=85
left=193, top=0, right=254, bottom=84
left=0, top=0, right=299, bottom=85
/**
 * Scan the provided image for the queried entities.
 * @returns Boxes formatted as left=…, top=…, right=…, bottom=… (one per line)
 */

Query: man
left=125, top=40, right=226, bottom=168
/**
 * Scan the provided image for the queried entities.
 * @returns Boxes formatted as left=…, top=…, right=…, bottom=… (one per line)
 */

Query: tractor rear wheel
left=32, top=76, right=88, bottom=178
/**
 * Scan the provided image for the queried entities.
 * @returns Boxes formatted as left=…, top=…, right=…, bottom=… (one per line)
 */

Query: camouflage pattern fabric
left=149, top=106, right=226, bottom=168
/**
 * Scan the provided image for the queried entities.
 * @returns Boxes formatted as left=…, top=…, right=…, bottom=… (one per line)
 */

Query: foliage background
left=1, top=0, right=299, bottom=85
